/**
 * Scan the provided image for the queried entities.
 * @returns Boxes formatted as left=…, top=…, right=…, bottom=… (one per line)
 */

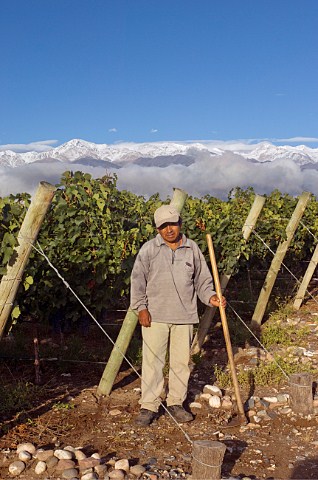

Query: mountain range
left=1, top=139, right=318, bottom=170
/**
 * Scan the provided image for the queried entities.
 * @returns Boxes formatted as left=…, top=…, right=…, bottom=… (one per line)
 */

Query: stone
left=79, top=457, right=101, bottom=470
left=245, top=398, right=255, bottom=409
left=189, top=401, right=202, bottom=409
left=222, top=398, right=233, bottom=409
left=18, top=450, right=32, bottom=462
left=109, top=469, right=126, bottom=479
left=280, top=407, right=292, bottom=414
left=64, top=445, right=76, bottom=452
left=109, top=409, right=121, bottom=416
left=16, top=442, right=36, bottom=455
left=130, top=464, right=146, bottom=477
left=277, top=393, right=289, bottom=403
left=8, top=461, right=26, bottom=476
left=35, top=460, right=47, bottom=474
left=62, top=467, right=79, bottom=479
left=203, top=384, right=222, bottom=397
left=75, top=450, right=87, bottom=460
left=91, top=452, right=101, bottom=459
left=56, top=459, right=76, bottom=471
left=208, top=395, right=221, bottom=408
left=262, top=396, right=278, bottom=403
left=46, top=456, right=59, bottom=469
left=200, top=393, right=212, bottom=401
left=115, top=458, right=129, bottom=472
left=54, top=449, right=74, bottom=460
left=81, top=472, right=98, bottom=480
left=95, top=464, right=108, bottom=475
left=36, top=449, right=55, bottom=461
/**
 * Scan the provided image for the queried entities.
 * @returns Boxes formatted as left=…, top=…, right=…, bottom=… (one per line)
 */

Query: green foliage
left=0, top=381, right=42, bottom=415
left=214, top=357, right=316, bottom=389
left=53, top=401, right=75, bottom=411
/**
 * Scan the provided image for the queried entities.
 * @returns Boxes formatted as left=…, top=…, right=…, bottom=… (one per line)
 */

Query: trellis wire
left=252, top=228, right=318, bottom=307
left=31, top=241, right=193, bottom=444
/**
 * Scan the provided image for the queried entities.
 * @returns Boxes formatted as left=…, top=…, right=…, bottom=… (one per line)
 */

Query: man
left=130, top=204, right=226, bottom=426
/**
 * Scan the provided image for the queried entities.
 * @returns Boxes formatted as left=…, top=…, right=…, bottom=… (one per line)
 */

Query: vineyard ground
left=1, top=297, right=318, bottom=479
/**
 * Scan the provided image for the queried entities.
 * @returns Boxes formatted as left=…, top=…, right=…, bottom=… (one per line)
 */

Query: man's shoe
left=135, top=409, right=157, bottom=426
left=167, top=405, right=193, bottom=423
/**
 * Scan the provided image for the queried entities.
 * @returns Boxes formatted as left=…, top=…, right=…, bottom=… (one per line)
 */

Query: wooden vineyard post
left=293, top=243, right=318, bottom=310
left=251, top=191, right=311, bottom=327
left=206, top=234, right=246, bottom=421
left=192, top=440, right=226, bottom=480
left=289, top=373, right=313, bottom=415
left=191, top=194, right=265, bottom=355
left=0, top=182, right=56, bottom=340
left=97, top=188, right=188, bottom=397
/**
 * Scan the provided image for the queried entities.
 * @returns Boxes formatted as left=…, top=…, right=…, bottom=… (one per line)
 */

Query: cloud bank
left=0, top=150, right=317, bottom=200
left=0, top=140, right=58, bottom=153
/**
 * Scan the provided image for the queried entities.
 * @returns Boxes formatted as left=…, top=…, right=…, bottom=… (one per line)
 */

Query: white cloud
left=150, top=129, right=158, bottom=133
left=0, top=140, right=58, bottom=153
left=108, top=128, right=117, bottom=133
left=272, top=136, right=318, bottom=143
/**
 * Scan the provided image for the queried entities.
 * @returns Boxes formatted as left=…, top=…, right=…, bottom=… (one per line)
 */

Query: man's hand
left=210, top=294, right=226, bottom=308
left=138, top=308, right=152, bottom=327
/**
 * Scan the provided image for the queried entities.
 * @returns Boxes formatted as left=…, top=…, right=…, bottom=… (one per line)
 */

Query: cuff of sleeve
left=208, top=292, right=217, bottom=305
left=137, top=305, right=147, bottom=312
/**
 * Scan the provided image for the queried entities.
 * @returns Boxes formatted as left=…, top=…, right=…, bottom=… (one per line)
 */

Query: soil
left=1, top=298, right=318, bottom=480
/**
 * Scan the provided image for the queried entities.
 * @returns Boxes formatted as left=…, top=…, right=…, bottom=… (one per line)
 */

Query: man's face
left=157, top=221, right=181, bottom=244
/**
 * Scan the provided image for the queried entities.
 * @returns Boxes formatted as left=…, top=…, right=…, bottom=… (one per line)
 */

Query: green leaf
left=11, top=305, right=21, bottom=319
left=24, top=275, right=34, bottom=291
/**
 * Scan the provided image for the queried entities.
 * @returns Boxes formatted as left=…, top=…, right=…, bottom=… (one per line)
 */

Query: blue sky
left=1, top=0, right=318, bottom=149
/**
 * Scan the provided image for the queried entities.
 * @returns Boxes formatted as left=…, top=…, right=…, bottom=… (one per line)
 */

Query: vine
left=0, top=173, right=317, bottom=326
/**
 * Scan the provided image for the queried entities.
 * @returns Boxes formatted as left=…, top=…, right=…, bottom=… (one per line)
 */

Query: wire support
left=31, top=241, right=193, bottom=444
left=252, top=229, right=318, bottom=308
left=299, top=220, right=318, bottom=243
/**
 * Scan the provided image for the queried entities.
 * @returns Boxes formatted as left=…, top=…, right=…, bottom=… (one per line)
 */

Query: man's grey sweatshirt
left=130, top=233, right=216, bottom=324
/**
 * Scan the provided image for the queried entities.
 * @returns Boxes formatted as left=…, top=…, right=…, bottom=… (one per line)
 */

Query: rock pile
left=3, top=442, right=150, bottom=479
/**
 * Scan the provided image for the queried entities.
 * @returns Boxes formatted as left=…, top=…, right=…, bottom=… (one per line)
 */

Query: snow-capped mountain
left=1, top=138, right=318, bottom=169
left=239, top=142, right=318, bottom=165
left=0, top=139, right=214, bottom=167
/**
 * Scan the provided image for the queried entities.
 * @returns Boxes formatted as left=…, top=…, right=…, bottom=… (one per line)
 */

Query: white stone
left=109, top=469, right=125, bottom=479
left=200, top=393, right=212, bottom=401
left=91, top=452, right=101, bottom=459
left=75, top=450, right=87, bottom=460
left=189, top=401, right=202, bottom=409
left=130, top=464, right=146, bottom=476
left=208, top=395, right=221, bottom=408
left=54, top=449, right=73, bottom=460
left=18, top=450, right=32, bottom=462
left=203, top=385, right=222, bottom=397
left=222, top=399, right=233, bottom=409
left=64, top=445, right=76, bottom=452
left=277, top=393, right=289, bottom=403
left=35, top=460, right=47, bottom=474
left=114, top=458, right=129, bottom=472
left=8, top=461, right=26, bottom=476
left=109, top=409, right=121, bottom=416
left=262, top=396, right=278, bottom=403
left=279, top=407, right=292, bottom=414
left=81, top=473, right=98, bottom=480
left=16, top=442, right=36, bottom=454
left=62, top=468, right=78, bottom=479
